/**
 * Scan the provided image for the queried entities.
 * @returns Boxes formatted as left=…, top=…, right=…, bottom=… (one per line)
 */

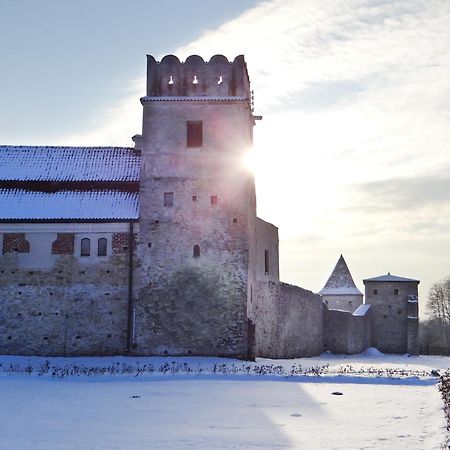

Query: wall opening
left=187, top=121, right=202, bottom=147
left=81, top=238, right=90, bottom=257
left=193, top=244, right=200, bottom=258
left=264, top=249, right=269, bottom=274
left=164, top=192, right=174, bottom=207
left=210, top=195, right=218, bottom=205
left=98, top=238, right=107, bottom=256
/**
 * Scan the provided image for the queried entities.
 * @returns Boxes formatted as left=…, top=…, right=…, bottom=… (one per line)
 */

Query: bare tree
left=428, top=277, right=450, bottom=349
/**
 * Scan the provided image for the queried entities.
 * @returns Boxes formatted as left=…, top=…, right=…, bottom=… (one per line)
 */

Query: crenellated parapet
left=145, top=54, right=251, bottom=98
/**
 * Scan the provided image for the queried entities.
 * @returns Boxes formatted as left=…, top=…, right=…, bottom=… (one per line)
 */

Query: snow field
left=0, top=352, right=447, bottom=449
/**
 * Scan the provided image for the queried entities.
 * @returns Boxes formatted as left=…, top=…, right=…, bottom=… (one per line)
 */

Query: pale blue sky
left=1, top=0, right=449, bottom=306
left=0, top=0, right=259, bottom=140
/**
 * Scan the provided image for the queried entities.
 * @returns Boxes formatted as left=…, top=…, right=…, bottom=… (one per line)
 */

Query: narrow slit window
left=193, top=244, right=200, bottom=258
left=98, top=238, right=107, bottom=257
left=164, top=192, right=174, bottom=207
left=81, top=238, right=90, bottom=257
left=187, top=121, right=202, bottom=148
left=264, top=249, right=269, bottom=274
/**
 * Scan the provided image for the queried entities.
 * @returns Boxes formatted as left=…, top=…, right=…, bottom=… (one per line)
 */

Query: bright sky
left=1, top=0, right=449, bottom=311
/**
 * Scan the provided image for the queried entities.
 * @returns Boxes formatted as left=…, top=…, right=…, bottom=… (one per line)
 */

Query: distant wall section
left=253, top=281, right=323, bottom=358
left=364, top=280, right=419, bottom=354
left=255, top=218, right=279, bottom=282
left=323, top=304, right=371, bottom=354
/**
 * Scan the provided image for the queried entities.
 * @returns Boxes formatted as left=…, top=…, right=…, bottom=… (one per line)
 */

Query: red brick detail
left=3, top=233, right=30, bottom=254
left=113, top=233, right=127, bottom=254
left=51, top=233, right=75, bottom=255
left=112, top=233, right=137, bottom=254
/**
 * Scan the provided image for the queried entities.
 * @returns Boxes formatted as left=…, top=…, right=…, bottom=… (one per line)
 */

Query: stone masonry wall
left=134, top=175, right=252, bottom=357
left=253, top=281, right=324, bottom=358
left=137, top=57, right=255, bottom=360
left=322, top=294, right=363, bottom=314
left=323, top=306, right=371, bottom=354
left=364, top=281, right=419, bottom=354
left=0, top=233, right=130, bottom=356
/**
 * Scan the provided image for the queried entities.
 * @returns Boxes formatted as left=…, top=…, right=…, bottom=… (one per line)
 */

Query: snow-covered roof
left=141, top=96, right=248, bottom=102
left=319, top=255, right=363, bottom=296
left=0, top=189, right=138, bottom=220
left=353, top=304, right=371, bottom=317
left=0, top=146, right=140, bottom=182
left=363, top=273, right=419, bottom=283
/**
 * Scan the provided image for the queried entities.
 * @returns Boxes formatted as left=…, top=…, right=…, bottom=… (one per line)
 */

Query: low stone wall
left=0, top=254, right=130, bottom=356
left=253, top=281, right=324, bottom=358
left=323, top=304, right=372, bottom=354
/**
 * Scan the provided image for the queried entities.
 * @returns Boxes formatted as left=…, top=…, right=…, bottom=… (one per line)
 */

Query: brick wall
left=51, top=233, right=75, bottom=255
left=112, top=233, right=136, bottom=255
left=3, top=233, right=30, bottom=254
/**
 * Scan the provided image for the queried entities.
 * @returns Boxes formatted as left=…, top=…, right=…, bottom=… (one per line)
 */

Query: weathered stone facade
left=0, top=225, right=131, bottom=355
left=323, top=305, right=372, bottom=355
left=253, top=281, right=324, bottom=358
left=364, top=275, right=419, bottom=355
left=134, top=55, right=257, bottom=358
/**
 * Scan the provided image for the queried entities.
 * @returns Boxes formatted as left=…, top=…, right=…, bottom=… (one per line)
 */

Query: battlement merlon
left=144, top=54, right=251, bottom=99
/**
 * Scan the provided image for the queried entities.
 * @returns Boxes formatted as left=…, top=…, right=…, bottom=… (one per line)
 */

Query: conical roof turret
left=319, top=255, right=363, bottom=296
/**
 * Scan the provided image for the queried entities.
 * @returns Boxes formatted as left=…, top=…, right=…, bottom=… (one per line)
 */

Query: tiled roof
left=363, top=273, right=420, bottom=283
left=141, top=96, right=248, bottom=102
left=0, top=146, right=140, bottom=182
left=0, top=189, right=138, bottom=220
left=319, top=254, right=363, bottom=296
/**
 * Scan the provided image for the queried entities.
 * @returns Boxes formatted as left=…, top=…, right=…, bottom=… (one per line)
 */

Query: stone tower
left=134, top=55, right=257, bottom=358
left=364, top=273, right=419, bottom=355
left=319, top=255, right=363, bottom=313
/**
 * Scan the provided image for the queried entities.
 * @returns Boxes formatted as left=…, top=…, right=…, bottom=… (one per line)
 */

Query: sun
left=242, top=147, right=258, bottom=174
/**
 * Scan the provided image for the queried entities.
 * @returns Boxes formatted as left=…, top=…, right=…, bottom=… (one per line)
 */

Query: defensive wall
left=0, top=225, right=132, bottom=356
left=323, top=304, right=372, bottom=355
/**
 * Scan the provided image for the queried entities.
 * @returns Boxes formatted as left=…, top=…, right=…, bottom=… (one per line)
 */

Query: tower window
left=98, top=238, right=107, bottom=257
left=187, top=121, right=202, bottom=148
left=193, top=244, right=200, bottom=258
left=264, top=249, right=269, bottom=274
left=164, top=192, right=174, bottom=207
left=394, top=288, right=399, bottom=295
left=373, top=289, right=378, bottom=295
left=192, top=195, right=197, bottom=202
left=211, top=195, right=218, bottom=205
left=80, top=238, right=90, bottom=257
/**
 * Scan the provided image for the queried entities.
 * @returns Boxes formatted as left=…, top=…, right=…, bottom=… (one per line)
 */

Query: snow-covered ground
left=0, top=350, right=448, bottom=449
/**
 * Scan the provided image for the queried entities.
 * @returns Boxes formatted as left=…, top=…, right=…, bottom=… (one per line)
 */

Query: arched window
left=193, top=244, right=200, bottom=258
left=81, top=238, right=90, bottom=257
left=98, top=238, right=107, bottom=256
